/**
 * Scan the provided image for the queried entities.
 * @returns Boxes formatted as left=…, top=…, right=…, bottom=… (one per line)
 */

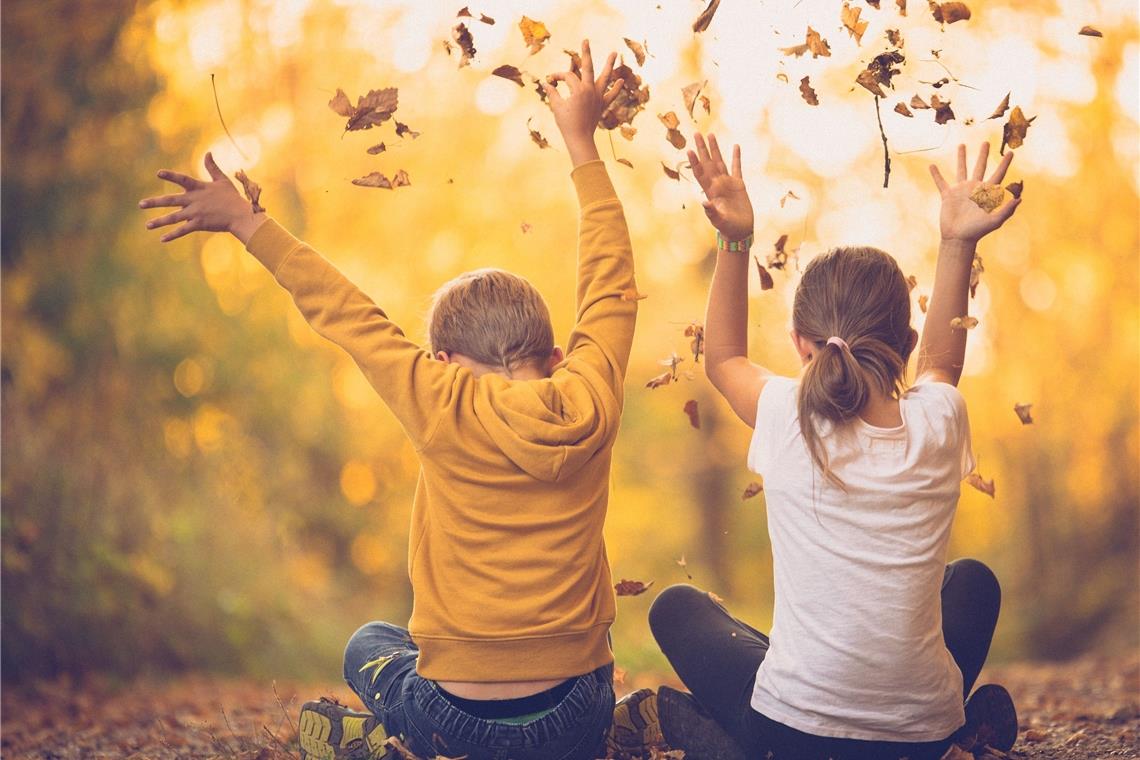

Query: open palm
left=689, top=133, right=754, bottom=243
left=930, top=143, right=1021, bottom=243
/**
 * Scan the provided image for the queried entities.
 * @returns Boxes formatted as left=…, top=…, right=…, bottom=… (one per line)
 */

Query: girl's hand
left=930, top=143, right=1021, bottom=245
left=544, top=39, right=623, bottom=166
left=689, top=133, right=754, bottom=242
left=139, top=152, right=264, bottom=244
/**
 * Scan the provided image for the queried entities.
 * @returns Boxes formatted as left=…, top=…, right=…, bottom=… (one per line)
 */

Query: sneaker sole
left=960, top=684, right=1019, bottom=752
left=658, top=686, right=747, bottom=760
left=299, top=700, right=393, bottom=760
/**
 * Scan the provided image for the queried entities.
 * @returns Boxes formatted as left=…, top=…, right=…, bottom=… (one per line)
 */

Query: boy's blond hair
left=428, top=268, right=555, bottom=373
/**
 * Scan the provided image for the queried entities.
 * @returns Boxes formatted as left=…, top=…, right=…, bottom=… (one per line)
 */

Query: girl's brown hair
left=793, top=246, right=915, bottom=485
left=428, top=268, right=555, bottom=375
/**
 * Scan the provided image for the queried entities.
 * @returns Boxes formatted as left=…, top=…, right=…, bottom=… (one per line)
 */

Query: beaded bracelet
left=716, top=232, right=754, bottom=253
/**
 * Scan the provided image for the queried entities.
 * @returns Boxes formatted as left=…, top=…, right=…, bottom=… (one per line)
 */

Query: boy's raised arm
left=139, top=154, right=451, bottom=447
left=544, top=40, right=637, bottom=390
left=918, top=143, right=1021, bottom=386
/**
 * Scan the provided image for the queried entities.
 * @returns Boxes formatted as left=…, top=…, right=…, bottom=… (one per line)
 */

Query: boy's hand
left=689, top=133, right=753, bottom=243
left=139, top=152, right=266, bottom=245
left=544, top=39, right=623, bottom=167
left=930, top=143, right=1021, bottom=245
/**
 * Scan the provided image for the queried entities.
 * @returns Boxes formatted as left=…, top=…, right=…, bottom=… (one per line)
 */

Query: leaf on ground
left=685, top=322, right=705, bottom=362
left=779, top=190, right=800, bottom=207
left=519, top=16, right=550, bottom=55
left=492, top=65, right=525, bottom=86
left=929, top=1, right=971, bottom=24
left=799, top=76, right=820, bottom=105
left=367, top=142, right=386, bottom=154
left=970, top=184, right=1005, bottom=212
left=950, top=315, right=979, bottom=330
left=682, top=81, right=707, bottom=118
left=781, top=26, right=832, bottom=58
left=329, top=87, right=398, bottom=132
left=965, top=470, right=995, bottom=498
left=742, top=481, right=764, bottom=499
left=601, top=64, right=651, bottom=130
left=1000, top=106, right=1035, bottom=154
left=918, top=294, right=929, bottom=312
left=683, top=399, right=701, bottom=429
left=1005, top=180, right=1023, bottom=198
left=395, top=121, right=420, bottom=139
left=645, top=371, right=674, bottom=389
left=527, top=118, right=550, bottom=149
left=615, top=579, right=654, bottom=596
left=842, top=2, right=869, bottom=44
left=621, top=287, right=648, bottom=301
left=659, top=111, right=687, bottom=149
left=692, top=0, right=721, bottom=33
left=856, top=51, right=906, bottom=97
left=931, top=93, right=955, bottom=123
left=895, top=102, right=914, bottom=117
left=452, top=23, right=476, bottom=67
left=988, top=92, right=1010, bottom=120
left=887, top=28, right=904, bottom=47
left=754, top=257, right=775, bottom=290
left=624, top=37, right=647, bottom=66
left=352, top=171, right=392, bottom=189
left=1014, top=403, right=1034, bottom=425
left=234, top=170, right=265, bottom=213
left=1078, top=25, right=1103, bottom=37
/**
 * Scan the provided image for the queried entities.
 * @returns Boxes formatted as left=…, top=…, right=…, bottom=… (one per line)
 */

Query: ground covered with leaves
left=1, top=654, right=1135, bottom=759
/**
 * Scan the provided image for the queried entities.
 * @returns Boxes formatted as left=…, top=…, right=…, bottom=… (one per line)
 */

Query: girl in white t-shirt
left=648, top=137, right=1022, bottom=760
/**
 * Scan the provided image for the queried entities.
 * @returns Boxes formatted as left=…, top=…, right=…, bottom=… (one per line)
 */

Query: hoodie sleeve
left=564, top=160, right=637, bottom=404
left=246, top=219, right=453, bottom=448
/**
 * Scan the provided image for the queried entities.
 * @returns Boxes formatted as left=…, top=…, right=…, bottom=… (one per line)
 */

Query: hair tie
left=826, top=336, right=849, bottom=351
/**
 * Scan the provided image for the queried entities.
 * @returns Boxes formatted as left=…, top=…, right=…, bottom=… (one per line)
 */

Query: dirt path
left=2, top=655, right=1136, bottom=759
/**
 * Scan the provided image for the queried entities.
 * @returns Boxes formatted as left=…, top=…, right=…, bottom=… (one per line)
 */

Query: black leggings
left=648, top=558, right=1001, bottom=760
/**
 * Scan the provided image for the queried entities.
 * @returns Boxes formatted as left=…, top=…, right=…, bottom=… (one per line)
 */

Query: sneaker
left=298, top=698, right=392, bottom=760
left=606, top=688, right=664, bottom=756
left=953, top=683, right=1019, bottom=753
left=658, top=685, right=747, bottom=760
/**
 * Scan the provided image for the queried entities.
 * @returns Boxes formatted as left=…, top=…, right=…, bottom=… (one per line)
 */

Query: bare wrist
left=230, top=211, right=268, bottom=246
left=939, top=238, right=977, bottom=256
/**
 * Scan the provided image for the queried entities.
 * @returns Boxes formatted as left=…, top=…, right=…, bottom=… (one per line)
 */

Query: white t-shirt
left=747, top=376, right=975, bottom=742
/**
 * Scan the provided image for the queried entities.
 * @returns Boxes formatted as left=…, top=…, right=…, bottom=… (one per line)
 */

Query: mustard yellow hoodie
left=245, top=160, right=635, bottom=681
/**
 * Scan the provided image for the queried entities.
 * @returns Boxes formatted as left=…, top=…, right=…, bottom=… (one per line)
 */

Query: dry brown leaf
left=613, top=665, right=627, bottom=686
left=886, top=28, right=904, bottom=47
left=645, top=371, right=673, bottom=389
left=897, top=0, right=908, bottom=15
left=518, top=16, right=550, bottom=55
left=683, top=399, right=701, bottom=429
left=1078, top=25, right=1103, bottom=37
left=895, top=102, right=914, bottom=117
left=969, top=254, right=984, bottom=297
left=492, top=65, right=524, bottom=86
left=918, top=294, right=929, bottom=313
left=799, top=76, right=820, bottom=106
left=970, top=183, right=1005, bottom=212
left=988, top=92, right=1011, bottom=120
left=392, top=169, right=411, bottom=188
left=615, top=579, right=654, bottom=597
left=930, top=1, right=971, bottom=24
left=351, top=171, right=392, bottom=189
left=692, top=0, right=721, bottom=33
left=781, top=26, right=832, bottom=58
left=856, top=51, right=906, bottom=97
left=1024, top=729, right=1048, bottom=742
left=457, top=6, right=472, bottom=17
left=1005, top=180, right=1023, bottom=198
left=842, top=2, right=870, bottom=44
left=601, top=63, right=651, bottom=130
left=931, top=93, right=955, bottom=124
left=662, top=162, right=681, bottom=180
left=754, top=257, right=775, bottom=290
left=1013, top=403, right=1034, bottom=425
left=965, top=470, right=995, bottom=498
left=526, top=118, right=550, bottom=149
left=682, top=81, right=707, bottom=118
left=776, top=71, right=790, bottom=83
left=742, top=481, right=764, bottom=499
left=619, top=124, right=637, bottom=141
left=624, top=37, right=647, bottom=66
left=769, top=234, right=791, bottom=270
left=685, top=322, right=705, bottom=362
left=779, top=191, right=800, bottom=208
left=329, top=87, right=398, bottom=132
left=1000, top=106, right=1035, bottom=154
left=520, top=222, right=532, bottom=234
left=234, top=170, right=264, bottom=214
left=366, top=142, right=386, bottom=155
left=659, top=111, right=680, bottom=129
left=616, top=157, right=634, bottom=169
left=950, top=315, right=979, bottom=330
left=621, top=288, right=648, bottom=302
left=479, top=13, right=494, bottom=25
left=659, top=111, right=686, bottom=149
left=906, top=274, right=918, bottom=291
left=452, top=23, right=476, bottom=67
left=911, top=93, right=931, bottom=109
left=394, top=121, right=420, bottom=139
left=699, top=94, right=711, bottom=114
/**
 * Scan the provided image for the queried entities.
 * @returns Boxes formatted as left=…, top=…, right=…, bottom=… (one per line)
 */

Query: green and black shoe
left=605, top=687, right=664, bottom=757
left=298, top=698, right=393, bottom=760
left=658, top=686, right=747, bottom=760
left=953, top=683, right=1019, bottom=753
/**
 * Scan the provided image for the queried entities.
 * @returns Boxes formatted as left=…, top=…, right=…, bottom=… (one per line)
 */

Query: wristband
left=717, top=232, right=754, bottom=253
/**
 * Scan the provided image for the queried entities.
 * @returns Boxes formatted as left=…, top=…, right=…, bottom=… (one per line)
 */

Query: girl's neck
left=859, top=390, right=903, bottom=428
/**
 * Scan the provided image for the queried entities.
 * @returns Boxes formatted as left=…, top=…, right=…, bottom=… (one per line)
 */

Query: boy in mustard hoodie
left=141, top=41, right=645, bottom=760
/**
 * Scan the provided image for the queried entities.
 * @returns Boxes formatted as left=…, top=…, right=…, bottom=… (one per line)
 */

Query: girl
left=648, top=136, right=1022, bottom=760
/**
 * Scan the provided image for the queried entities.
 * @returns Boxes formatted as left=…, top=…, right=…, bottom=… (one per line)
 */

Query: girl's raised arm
left=918, top=143, right=1021, bottom=386
left=691, top=133, right=772, bottom=427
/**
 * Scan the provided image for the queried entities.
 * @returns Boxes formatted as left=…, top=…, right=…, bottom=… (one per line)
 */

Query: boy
left=141, top=40, right=639, bottom=760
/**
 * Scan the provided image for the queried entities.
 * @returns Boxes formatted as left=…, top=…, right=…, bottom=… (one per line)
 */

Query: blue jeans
left=343, top=622, right=615, bottom=760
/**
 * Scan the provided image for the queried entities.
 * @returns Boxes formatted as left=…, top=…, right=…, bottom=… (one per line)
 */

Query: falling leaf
left=492, top=65, right=525, bottom=87
left=894, top=102, right=914, bottom=117
left=683, top=399, right=701, bottom=429
left=754, top=257, right=775, bottom=290
left=392, top=169, right=411, bottom=188
left=927, top=76, right=951, bottom=88
left=621, top=288, right=648, bottom=301
left=616, top=157, right=634, bottom=168
left=856, top=51, right=906, bottom=97
left=682, top=81, right=707, bottom=118
left=519, top=16, right=551, bottom=55
left=742, top=481, right=764, bottom=499
left=685, top=322, right=705, bottom=362
left=457, top=6, right=472, bottom=17
left=352, top=171, right=392, bottom=189
left=964, top=470, right=995, bottom=498
left=969, top=254, right=984, bottom=297
left=367, top=142, right=386, bottom=155
left=1013, top=403, right=1034, bottom=425
left=452, top=23, right=476, bottom=67
left=232, top=170, right=265, bottom=214
left=842, top=2, right=869, bottom=44
left=776, top=72, right=790, bottom=83
left=911, top=94, right=931, bottom=109
left=520, top=222, right=532, bottom=234
left=779, top=191, right=800, bottom=207
left=624, top=37, right=647, bottom=66
left=906, top=274, right=918, bottom=291
left=615, top=579, right=654, bottom=596
left=768, top=234, right=791, bottom=270
left=395, top=121, right=420, bottom=139
left=645, top=371, right=673, bottom=389
left=897, top=0, right=908, bottom=15
left=780, top=26, right=832, bottom=58
left=329, top=87, right=399, bottom=132
left=662, top=162, right=681, bottom=180
left=799, top=77, right=820, bottom=106
left=601, top=63, right=651, bottom=130
left=931, top=93, right=955, bottom=124
left=950, top=315, right=979, bottom=330
left=659, top=352, right=684, bottom=378
left=699, top=94, right=711, bottom=114
left=970, top=184, right=1005, bottom=212
left=479, top=13, right=494, bottom=24
left=692, top=0, right=721, bottom=33
left=929, top=1, right=971, bottom=24
left=988, top=92, right=1010, bottom=120
left=886, top=28, right=904, bottom=47
left=620, top=125, right=637, bottom=141
left=867, top=0, right=881, bottom=7
left=659, top=111, right=686, bottom=149
left=1000, top=106, right=1035, bottom=154
left=527, top=118, right=550, bottom=149
left=614, top=666, right=627, bottom=686
left=676, top=555, right=693, bottom=580
left=1078, top=25, right=1103, bottom=37
left=1005, top=180, right=1023, bottom=198
left=918, top=294, right=929, bottom=312
left=563, top=48, right=582, bottom=77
